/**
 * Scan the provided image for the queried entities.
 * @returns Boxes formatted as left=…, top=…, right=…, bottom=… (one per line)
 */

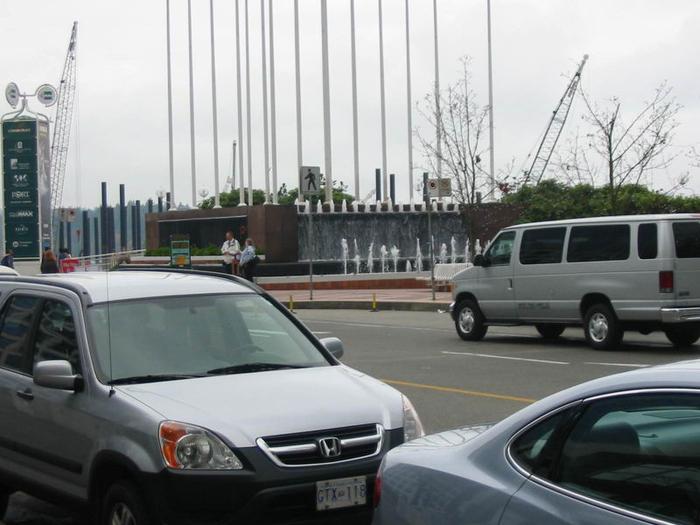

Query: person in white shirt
left=221, top=231, right=241, bottom=275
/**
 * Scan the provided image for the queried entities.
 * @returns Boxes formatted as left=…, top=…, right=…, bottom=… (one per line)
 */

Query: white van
left=451, top=214, right=700, bottom=350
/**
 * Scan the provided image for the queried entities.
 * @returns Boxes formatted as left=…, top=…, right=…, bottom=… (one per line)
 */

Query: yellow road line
left=382, top=379, right=536, bottom=404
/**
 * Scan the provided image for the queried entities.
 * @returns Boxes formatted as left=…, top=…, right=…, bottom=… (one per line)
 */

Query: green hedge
left=502, top=181, right=700, bottom=223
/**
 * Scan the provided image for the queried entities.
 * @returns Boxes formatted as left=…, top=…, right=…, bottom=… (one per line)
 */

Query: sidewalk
left=268, top=288, right=452, bottom=312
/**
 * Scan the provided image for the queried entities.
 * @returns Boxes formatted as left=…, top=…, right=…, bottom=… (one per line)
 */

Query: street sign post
left=427, top=177, right=451, bottom=199
left=299, top=166, right=322, bottom=300
left=170, top=235, right=191, bottom=268
left=300, top=166, right=321, bottom=197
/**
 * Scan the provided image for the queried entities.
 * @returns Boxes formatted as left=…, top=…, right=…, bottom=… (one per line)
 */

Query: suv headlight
left=159, top=421, right=243, bottom=470
left=402, top=396, right=425, bottom=442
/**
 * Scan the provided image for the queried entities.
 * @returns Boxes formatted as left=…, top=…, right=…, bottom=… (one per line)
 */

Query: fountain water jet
left=450, top=236, right=457, bottom=264
left=439, top=243, right=448, bottom=264
left=353, top=239, right=361, bottom=274
left=379, top=245, right=388, bottom=273
left=367, top=242, right=374, bottom=273
left=415, top=239, right=423, bottom=272
left=390, top=245, right=400, bottom=272
left=340, top=239, right=349, bottom=274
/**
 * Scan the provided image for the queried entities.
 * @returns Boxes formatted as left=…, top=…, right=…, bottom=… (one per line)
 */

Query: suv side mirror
left=34, top=360, right=82, bottom=392
left=473, top=254, right=490, bottom=267
left=320, top=337, right=344, bottom=360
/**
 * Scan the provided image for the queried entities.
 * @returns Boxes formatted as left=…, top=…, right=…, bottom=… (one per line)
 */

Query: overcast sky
left=2, top=0, right=699, bottom=207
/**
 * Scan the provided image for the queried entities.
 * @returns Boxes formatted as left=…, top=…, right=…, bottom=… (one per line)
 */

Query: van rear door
left=671, top=220, right=700, bottom=304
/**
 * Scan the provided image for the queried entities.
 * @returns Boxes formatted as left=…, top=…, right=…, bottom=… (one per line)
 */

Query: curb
left=287, top=300, right=450, bottom=313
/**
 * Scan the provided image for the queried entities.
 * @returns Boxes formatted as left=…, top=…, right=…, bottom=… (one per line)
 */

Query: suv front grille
left=257, top=424, right=384, bottom=467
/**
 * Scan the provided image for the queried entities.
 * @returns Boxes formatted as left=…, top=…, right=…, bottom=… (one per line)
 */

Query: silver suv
left=0, top=270, right=423, bottom=524
left=451, top=214, right=700, bottom=350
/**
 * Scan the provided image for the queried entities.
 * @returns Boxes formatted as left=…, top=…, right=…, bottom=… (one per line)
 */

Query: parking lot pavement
left=6, top=309, right=698, bottom=524
left=297, top=309, right=700, bottom=433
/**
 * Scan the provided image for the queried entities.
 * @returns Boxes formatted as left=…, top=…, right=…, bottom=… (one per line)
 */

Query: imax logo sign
left=9, top=210, right=34, bottom=219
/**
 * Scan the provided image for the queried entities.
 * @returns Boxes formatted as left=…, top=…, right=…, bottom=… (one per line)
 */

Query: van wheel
left=455, top=300, right=488, bottom=341
left=664, top=325, right=700, bottom=348
left=584, top=304, right=623, bottom=351
left=535, top=324, right=565, bottom=340
left=102, top=481, right=151, bottom=525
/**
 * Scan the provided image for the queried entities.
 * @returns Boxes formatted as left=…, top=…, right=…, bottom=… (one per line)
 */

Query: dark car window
left=637, top=223, right=658, bottom=260
left=33, top=300, right=81, bottom=374
left=553, top=393, right=700, bottom=525
left=567, top=225, right=630, bottom=262
left=519, top=227, right=567, bottom=265
left=511, top=407, right=575, bottom=477
left=485, top=231, right=516, bottom=266
left=0, top=296, right=41, bottom=374
left=673, top=221, right=700, bottom=259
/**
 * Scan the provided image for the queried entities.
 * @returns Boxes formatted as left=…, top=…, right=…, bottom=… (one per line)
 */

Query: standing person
left=0, top=250, right=14, bottom=269
left=221, top=231, right=241, bottom=275
left=41, top=250, right=60, bottom=274
left=239, top=238, right=258, bottom=282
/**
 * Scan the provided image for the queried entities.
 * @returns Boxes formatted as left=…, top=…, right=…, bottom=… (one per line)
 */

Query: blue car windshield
left=86, top=294, right=329, bottom=383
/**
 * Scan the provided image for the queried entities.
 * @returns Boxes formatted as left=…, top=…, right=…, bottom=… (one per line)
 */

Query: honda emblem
left=318, top=437, right=342, bottom=458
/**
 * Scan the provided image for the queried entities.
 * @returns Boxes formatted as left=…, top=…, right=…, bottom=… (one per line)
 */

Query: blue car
left=373, top=360, right=700, bottom=525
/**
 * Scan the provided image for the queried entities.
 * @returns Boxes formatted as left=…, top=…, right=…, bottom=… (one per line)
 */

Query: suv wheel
left=102, top=481, right=151, bottom=525
left=665, top=325, right=700, bottom=348
left=535, top=324, right=566, bottom=340
left=0, top=487, right=10, bottom=520
left=455, top=300, right=488, bottom=341
left=584, top=303, right=623, bottom=351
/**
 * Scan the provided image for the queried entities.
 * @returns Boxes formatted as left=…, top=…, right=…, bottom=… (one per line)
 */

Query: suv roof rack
left=116, top=266, right=263, bottom=294
left=0, top=275, right=92, bottom=306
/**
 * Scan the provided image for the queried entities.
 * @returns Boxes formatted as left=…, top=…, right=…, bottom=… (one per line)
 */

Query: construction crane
left=50, top=22, right=78, bottom=239
left=524, top=54, right=588, bottom=185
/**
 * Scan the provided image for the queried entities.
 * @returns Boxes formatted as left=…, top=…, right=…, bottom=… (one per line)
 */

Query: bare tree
left=417, top=58, right=495, bottom=205
left=553, top=128, right=599, bottom=185
left=578, top=83, right=681, bottom=212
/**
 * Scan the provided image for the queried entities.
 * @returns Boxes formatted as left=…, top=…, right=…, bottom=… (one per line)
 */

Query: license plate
left=316, top=476, right=367, bottom=511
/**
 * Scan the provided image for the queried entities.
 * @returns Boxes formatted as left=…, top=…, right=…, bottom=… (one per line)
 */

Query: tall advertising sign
left=2, top=118, right=44, bottom=259
left=37, top=120, right=51, bottom=249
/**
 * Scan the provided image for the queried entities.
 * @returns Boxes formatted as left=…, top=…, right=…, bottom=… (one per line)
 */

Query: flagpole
left=404, top=0, right=414, bottom=204
left=378, top=0, right=388, bottom=202
left=187, top=0, right=197, bottom=208
left=269, top=0, right=278, bottom=204
left=432, top=0, right=442, bottom=201
left=165, top=0, right=175, bottom=209
left=320, top=0, right=333, bottom=205
left=487, top=0, right=496, bottom=197
left=245, top=0, right=253, bottom=205
left=260, top=0, right=270, bottom=204
left=350, top=0, right=360, bottom=201
left=294, top=0, right=304, bottom=203
left=235, top=0, right=246, bottom=205
left=209, top=0, right=221, bottom=208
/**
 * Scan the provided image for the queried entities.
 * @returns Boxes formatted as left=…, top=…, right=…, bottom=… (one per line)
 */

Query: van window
left=486, top=231, right=516, bottom=266
left=673, top=222, right=700, bottom=259
left=567, top=225, right=630, bottom=262
left=519, top=227, right=566, bottom=265
left=637, top=223, right=658, bottom=260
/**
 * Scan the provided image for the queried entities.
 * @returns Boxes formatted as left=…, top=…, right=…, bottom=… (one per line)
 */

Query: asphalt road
left=5, top=310, right=698, bottom=524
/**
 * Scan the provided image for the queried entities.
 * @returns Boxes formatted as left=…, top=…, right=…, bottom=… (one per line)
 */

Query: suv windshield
left=87, top=294, right=329, bottom=383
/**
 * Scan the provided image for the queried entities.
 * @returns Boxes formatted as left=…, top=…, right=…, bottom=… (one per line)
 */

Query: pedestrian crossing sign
left=300, top=166, right=321, bottom=196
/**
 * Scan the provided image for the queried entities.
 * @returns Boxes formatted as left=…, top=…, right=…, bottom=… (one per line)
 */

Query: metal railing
left=60, top=250, right=146, bottom=273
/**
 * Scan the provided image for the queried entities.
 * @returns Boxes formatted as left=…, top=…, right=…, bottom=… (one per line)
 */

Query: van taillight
left=659, top=271, right=674, bottom=293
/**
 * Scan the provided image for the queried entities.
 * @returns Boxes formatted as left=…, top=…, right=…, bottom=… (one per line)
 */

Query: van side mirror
left=473, top=254, right=490, bottom=267
left=320, top=337, right=344, bottom=360
left=34, top=360, right=82, bottom=392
